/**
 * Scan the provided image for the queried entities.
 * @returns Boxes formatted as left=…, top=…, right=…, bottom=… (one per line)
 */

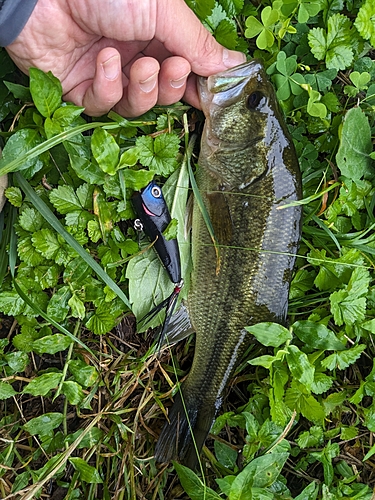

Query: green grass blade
left=15, top=172, right=131, bottom=310
left=0, top=204, right=15, bottom=287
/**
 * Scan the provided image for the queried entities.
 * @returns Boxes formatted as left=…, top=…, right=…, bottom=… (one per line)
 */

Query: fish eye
left=246, top=91, right=263, bottom=110
left=151, top=186, right=162, bottom=198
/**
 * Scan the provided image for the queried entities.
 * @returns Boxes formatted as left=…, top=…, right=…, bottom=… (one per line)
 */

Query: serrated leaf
left=285, top=385, right=325, bottom=423
left=292, top=321, right=345, bottom=350
left=0, top=381, right=17, bottom=400
left=336, top=107, right=373, bottom=180
left=308, top=14, right=353, bottom=70
left=245, top=322, right=292, bottom=347
left=18, top=207, right=44, bottom=232
left=29, top=68, right=62, bottom=118
left=220, top=0, right=244, bottom=16
left=50, top=185, right=82, bottom=214
left=355, top=0, right=375, bottom=47
left=215, top=19, right=238, bottom=50
left=5, top=186, right=22, bottom=207
left=173, top=462, right=221, bottom=500
left=85, top=302, right=120, bottom=335
left=23, top=372, right=62, bottom=396
left=23, top=412, right=63, bottom=436
left=185, top=0, right=215, bottom=19
left=136, top=133, right=180, bottom=175
left=31, top=334, right=73, bottom=355
left=321, top=344, right=366, bottom=370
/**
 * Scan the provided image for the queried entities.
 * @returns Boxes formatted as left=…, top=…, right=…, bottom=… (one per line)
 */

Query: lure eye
left=246, top=91, right=263, bottom=110
left=151, top=186, right=162, bottom=198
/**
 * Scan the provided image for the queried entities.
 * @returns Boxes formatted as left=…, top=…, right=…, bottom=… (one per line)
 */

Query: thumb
left=156, top=0, right=246, bottom=76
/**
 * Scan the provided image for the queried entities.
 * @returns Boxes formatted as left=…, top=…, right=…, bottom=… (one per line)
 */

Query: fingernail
left=170, top=72, right=190, bottom=89
left=139, top=72, right=158, bottom=93
left=102, top=55, right=120, bottom=80
left=223, top=48, right=247, bottom=68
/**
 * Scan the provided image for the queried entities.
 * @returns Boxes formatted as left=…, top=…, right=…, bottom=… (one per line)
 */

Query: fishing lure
left=132, top=181, right=183, bottom=345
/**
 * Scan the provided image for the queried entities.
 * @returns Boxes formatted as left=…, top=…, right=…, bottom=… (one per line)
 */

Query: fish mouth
left=198, top=59, right=264, bottom=110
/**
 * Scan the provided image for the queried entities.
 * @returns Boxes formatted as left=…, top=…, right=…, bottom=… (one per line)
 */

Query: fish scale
left=155, top=60, right=302, bottom=468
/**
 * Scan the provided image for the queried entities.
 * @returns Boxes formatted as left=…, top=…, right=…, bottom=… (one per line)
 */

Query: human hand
left=6, top=0, right=246, bottom=117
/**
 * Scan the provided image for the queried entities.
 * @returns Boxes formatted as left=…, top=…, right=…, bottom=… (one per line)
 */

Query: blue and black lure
left=132, top=181, right=184, bottom=346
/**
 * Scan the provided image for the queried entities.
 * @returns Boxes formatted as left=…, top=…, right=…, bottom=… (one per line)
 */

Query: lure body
left=132, top=181, right=181, bottom=284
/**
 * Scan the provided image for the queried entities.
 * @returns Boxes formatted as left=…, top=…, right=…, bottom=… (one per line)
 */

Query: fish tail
left=154, top=391, right=216, bottom=469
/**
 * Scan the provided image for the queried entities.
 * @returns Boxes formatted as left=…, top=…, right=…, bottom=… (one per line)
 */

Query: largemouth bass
left=155, top=60, right=302, bottom=467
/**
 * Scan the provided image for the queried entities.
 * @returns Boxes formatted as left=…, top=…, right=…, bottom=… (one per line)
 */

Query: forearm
left=0, top=0, right=38, bottom=47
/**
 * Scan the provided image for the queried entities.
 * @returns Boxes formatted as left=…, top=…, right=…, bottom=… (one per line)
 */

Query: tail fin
left=154, top=391, right=216, bottom=469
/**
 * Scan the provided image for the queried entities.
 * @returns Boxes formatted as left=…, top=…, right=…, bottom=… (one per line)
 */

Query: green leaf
left=294, top=481, right=319, bottom=500
left=121, top=168, right=154, bottom=191
left=245, top=322, right=292, bottom=347
left=5, top=186, right=22, bottom=207
left=0, top=290, right=25, bottom=316
left=29, top=68, right=62, bottom=118
left=185, top=0, right=215, bottom=19
left=163, top=218, right=178, bottom=241
left=18, top=207, right=44, bottom=232
left=4, top=351, right=29, bottom=372
left=68, top=359, right=98, bottom=387
left=0, top=381, right=17, bottom=400
left=23, top=372, right=62, bottom=396
left=336, top=107, right=373, bottom=180
left=31, top=334, right=73, bottom=355
left=85, top=302, right=120, bottom=335
left=308, top=14, right=353, bottom=70
left=228, top=453, right=289, bottom=499
left=173, top=462, right=221, bottom=500
left=69, top=154, right=106, bottom=185
left=50, top=185, right=83, bottom=214
left=61, top=381, right=84, bottom=405
left=214, top=441, right=238, bottom=469
left=136, top=133, right=180, bottom=175
left=220, top=0, right=244, bottom=16
left=245, top=16, right=264, bottom=38
left=69, top=457, right=103, bottom=483
left=91, top=128, right=120, bottom=175
left=118, top=147, right=139, bottom=168
left=3, top=81, right=32, bottom=101
left=23, top=412, right=64, bottom=436
left=285, top=384, right=325, bottom=423
left=321, top=344, right=366, bottom=370
left=1, top=128, right=44, bottom=179
left=46, top=286, right=71, bottom=322
left=68, top=293, right=86, bottom=320
left=292, top=321, right=345, bottom=350
left=215, top=19, right=238, bottom=50
left=286, top=345, right=315, bottom=389
left=355, top=0, right=375, bottom=47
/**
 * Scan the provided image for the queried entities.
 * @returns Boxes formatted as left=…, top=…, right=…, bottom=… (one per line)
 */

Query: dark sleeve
left=0, top=0, right=38, bottom=47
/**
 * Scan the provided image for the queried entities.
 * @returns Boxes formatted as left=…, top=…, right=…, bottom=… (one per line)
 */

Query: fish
left=132, top=181, right=184, bottom=344
left=154, top=59, right=302, bottom=468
